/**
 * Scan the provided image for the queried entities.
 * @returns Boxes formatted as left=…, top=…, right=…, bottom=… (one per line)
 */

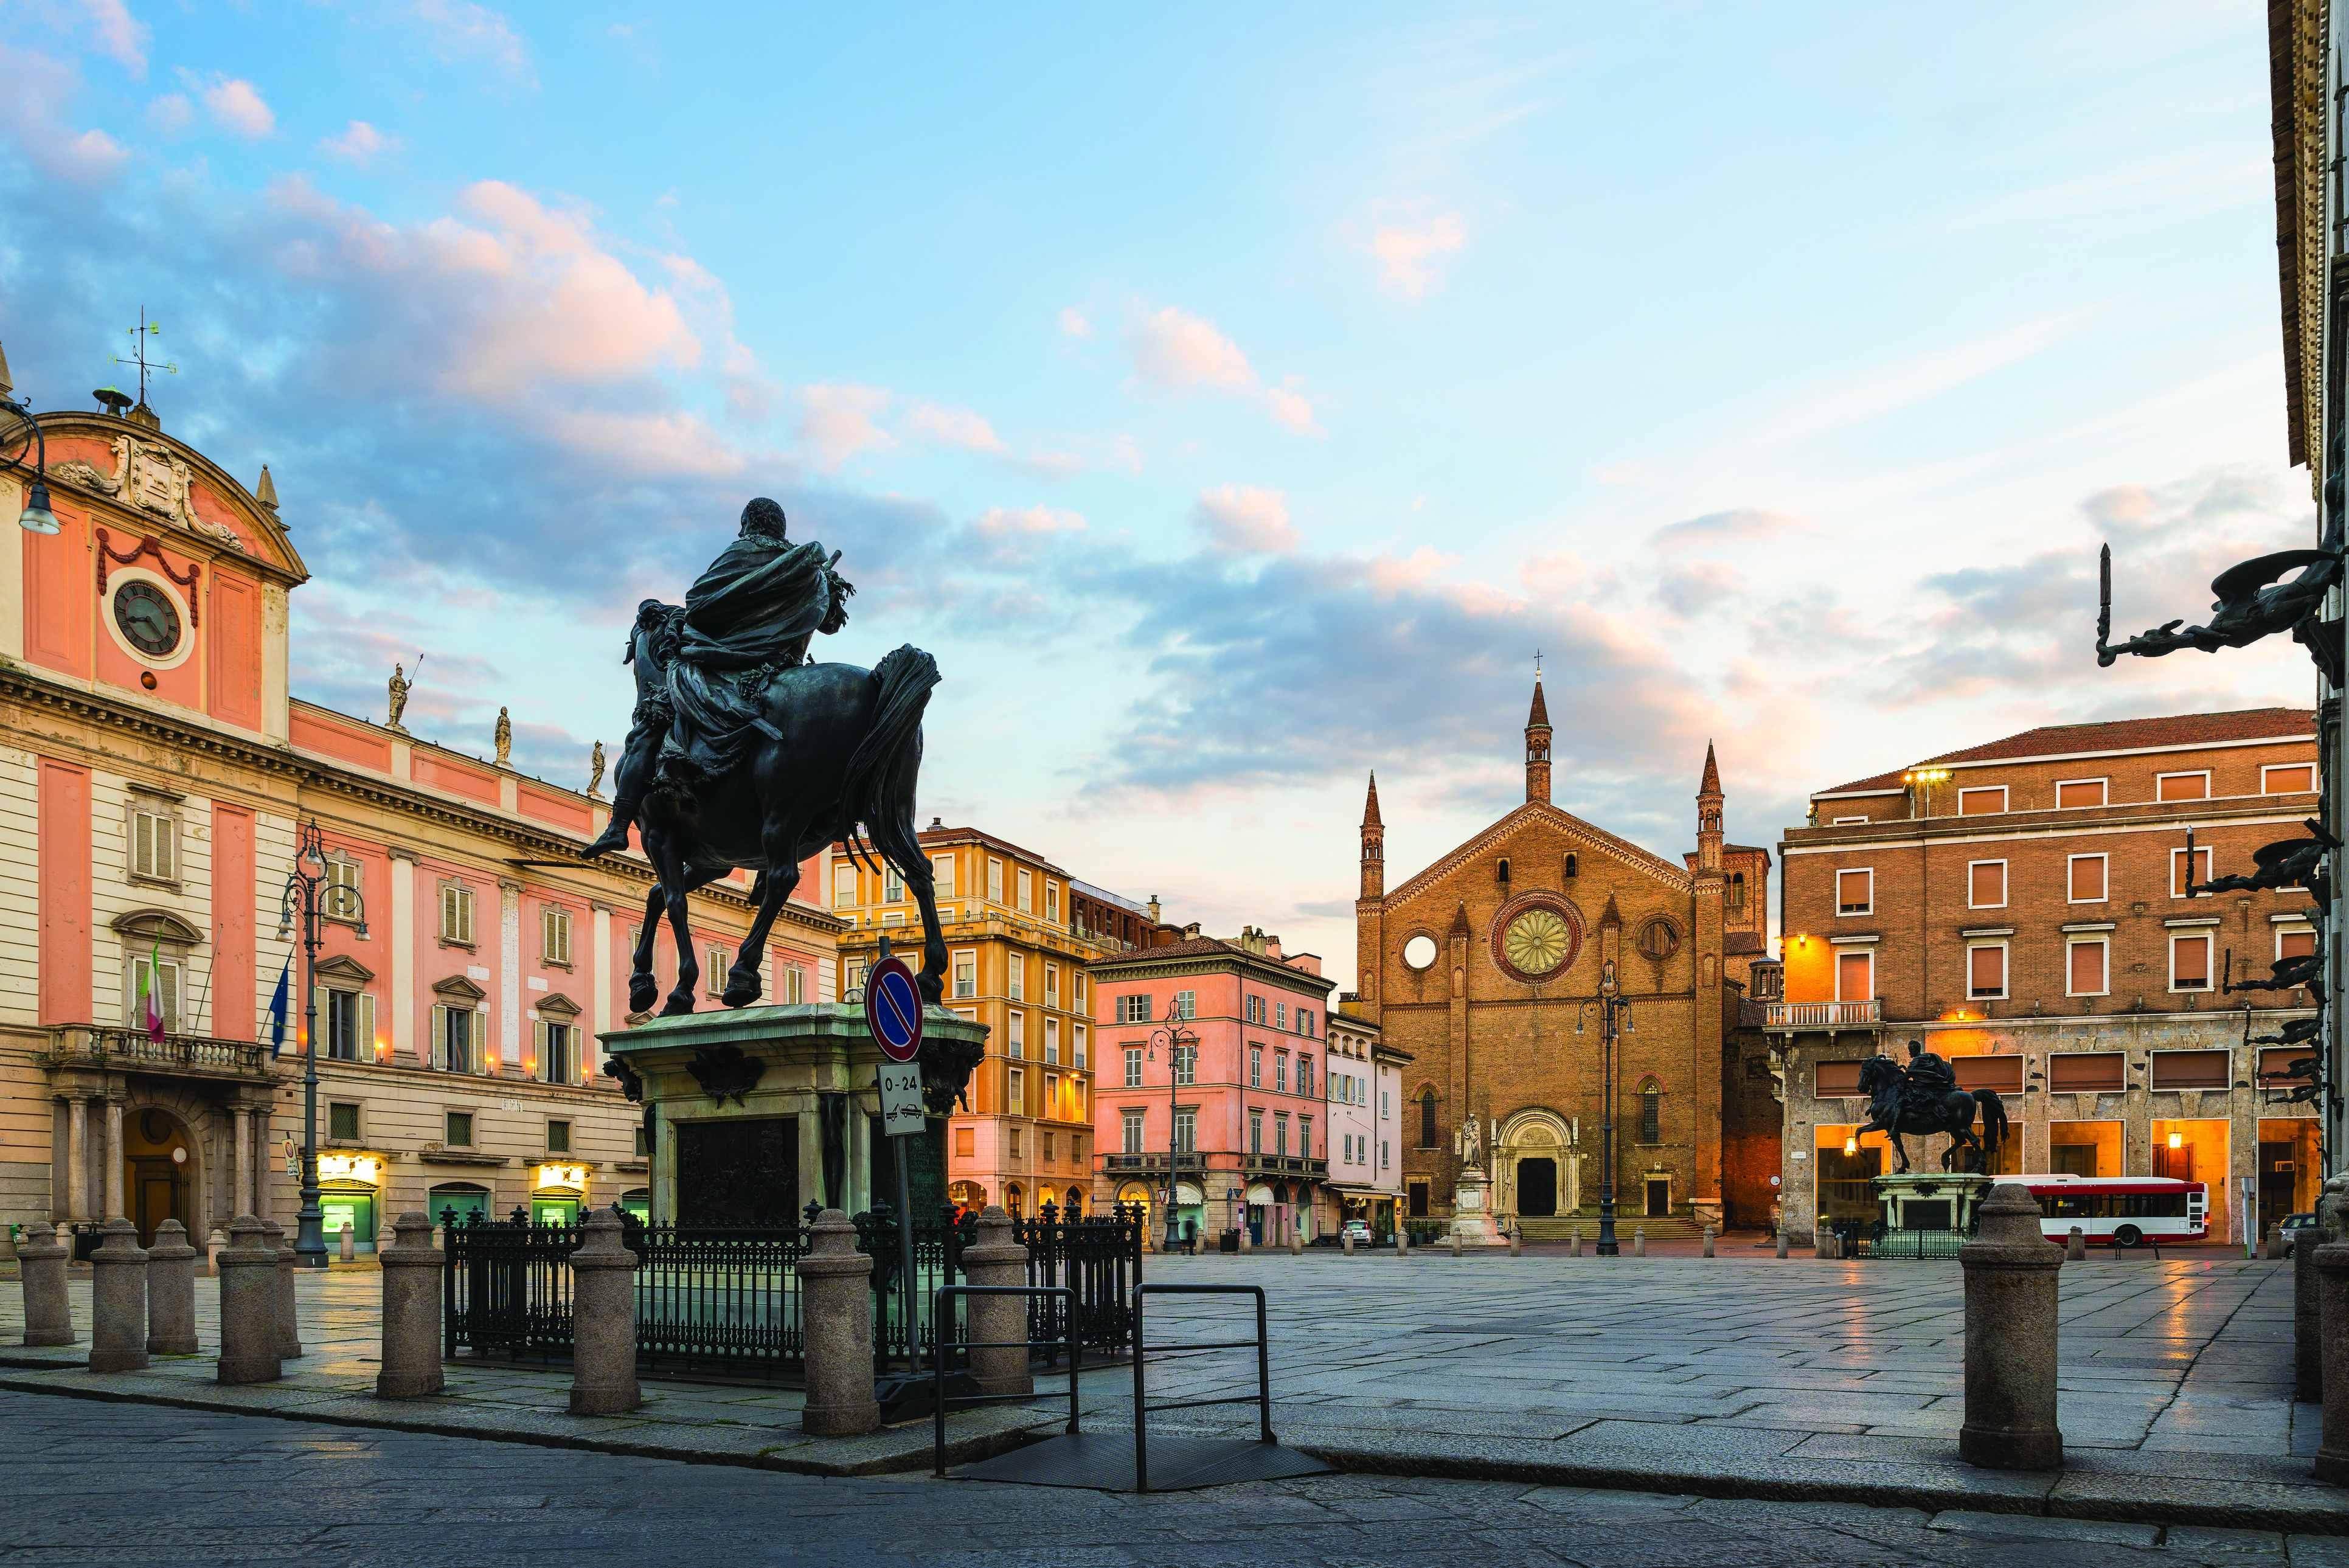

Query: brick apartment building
left=1768, top=710, right=2322, bottom=1244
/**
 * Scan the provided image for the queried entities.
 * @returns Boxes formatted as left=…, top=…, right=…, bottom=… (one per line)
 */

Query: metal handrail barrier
left=1131, top=1283, right=1272, bottom=1493
left=930, top=1284, right=1081, bottom=1477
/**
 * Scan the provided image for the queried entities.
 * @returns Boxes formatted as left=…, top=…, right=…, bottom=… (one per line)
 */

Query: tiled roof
left=1819, top=709, right=2316, bottom=797
left=1087, top=934, right=1335, bottom=991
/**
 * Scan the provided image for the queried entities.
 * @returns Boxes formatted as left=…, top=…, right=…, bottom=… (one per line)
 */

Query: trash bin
left=1220, top=1229, right=1240, bottom=1254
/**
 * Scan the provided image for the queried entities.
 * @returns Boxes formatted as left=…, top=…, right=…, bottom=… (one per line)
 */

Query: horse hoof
left=660, top=994, right=695, bottom=1017
left=629, top=977, right=658, bottom=1014
left=723, top=973, right=761, bottom=1008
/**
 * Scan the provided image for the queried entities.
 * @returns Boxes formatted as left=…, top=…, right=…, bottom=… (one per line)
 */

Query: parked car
left=2279, top=1212, right=2322, bottom=1256
left=1342, top=1220, right=1373, bottom=1246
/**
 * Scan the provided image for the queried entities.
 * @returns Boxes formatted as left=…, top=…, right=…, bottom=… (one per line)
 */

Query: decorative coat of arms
left=50, top=434, right=243, bottom=549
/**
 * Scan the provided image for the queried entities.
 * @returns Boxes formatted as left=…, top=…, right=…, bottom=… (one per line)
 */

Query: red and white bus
left=2015, top=1174, right=2208, bottom=1248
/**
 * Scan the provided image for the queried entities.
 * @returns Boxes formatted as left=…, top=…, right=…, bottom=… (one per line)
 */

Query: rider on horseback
left=583, top=498, right=854, bottom=859
left=1900, top=1038, right=1955, bottom=1120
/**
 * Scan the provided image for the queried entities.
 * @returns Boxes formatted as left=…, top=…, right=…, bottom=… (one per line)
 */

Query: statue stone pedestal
left=603, top=1003, right=988, bottom=1226
left=1449, top=1167, right=1502, bottom=1247
left=1874, top=1172, right=1994, bottom=1238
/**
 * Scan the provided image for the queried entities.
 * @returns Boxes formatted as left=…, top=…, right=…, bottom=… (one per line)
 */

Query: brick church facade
left=1351, top=680, right=1770, bottom=1236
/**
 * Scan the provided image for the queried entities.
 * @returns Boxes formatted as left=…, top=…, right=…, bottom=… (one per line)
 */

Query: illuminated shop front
left=316, top=1151, right=384, bottom=1250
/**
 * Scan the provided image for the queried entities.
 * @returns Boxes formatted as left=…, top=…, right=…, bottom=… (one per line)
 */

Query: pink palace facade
left=0, top=366, right=838, bottom=1251
left=1089, top=926, right=1335, bottom=1247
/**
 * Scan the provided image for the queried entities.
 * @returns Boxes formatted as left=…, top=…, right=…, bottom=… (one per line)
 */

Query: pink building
left=1090, top=926, right=1334, bottom=1247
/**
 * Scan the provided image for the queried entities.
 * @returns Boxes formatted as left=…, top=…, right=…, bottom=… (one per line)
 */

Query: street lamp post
left=1577, top=960, right=1633, bottom=1258
left=0, top=389, right=63, bottom=534
left=279, top=819, right=367, bottom=1269
left=1149, top=1021, right=1198, bottom=1252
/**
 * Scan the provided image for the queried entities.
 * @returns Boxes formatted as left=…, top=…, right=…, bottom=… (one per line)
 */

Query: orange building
left=1769, top=710, right=2321, bottom=1243
left=828, top=822, right=1154, bottom=1217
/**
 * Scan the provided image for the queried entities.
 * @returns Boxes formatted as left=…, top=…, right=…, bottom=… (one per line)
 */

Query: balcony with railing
left=1100, top=1152, right=1206, bottom=1175
left=1754, top=999, right=1883, bottom=1033
left=1240, top=1154, right=1329, bottom=1179
left=41, top=1024, right=276, bottom=1082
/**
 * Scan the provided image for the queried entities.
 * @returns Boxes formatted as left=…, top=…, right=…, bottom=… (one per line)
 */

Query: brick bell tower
left=1525, top=676, right=1552, bottom=805
left=1696, top=740, right=1724, bottom=872
left=1359, top=771, right=1385, bottom=898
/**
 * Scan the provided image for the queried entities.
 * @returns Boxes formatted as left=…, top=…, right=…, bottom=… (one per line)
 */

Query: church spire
left=1359, top=771, right=1386, bottom=899
left=1696, top=740, right=1724, bottom=871
left=1524, top=675, right=1552, bottom=805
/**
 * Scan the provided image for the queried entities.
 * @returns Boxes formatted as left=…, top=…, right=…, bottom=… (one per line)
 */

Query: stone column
left=217, top=1215, right=280, bottom=1384
left=962, top=1205, right=1032, bottom=1398
left=567, top=1209, right=641, bottom=1416
left=376, top=1212, right=444, bottom=1399
left=799, top=1208, right=880, bottom=1435
left=87, top=1219, right=148, bottom=1373
left=65, top=1097, right=89, bottom=1223
left=102, top=1097, right=125, bottom=1221
left=1701, top=1226, right=1716, bottom=1258
left=1959, top=1184, right=2063, bottom=1471
left=263, top=1218, right=299, bottom=1360
left=232, top=1106, right=252, bottom=1218
left=16, top=1222, right=73, bottom=1347
left=2065, top=1227, right=2087, bottom=1261
left=144, top=1219, right=198, bottom=1355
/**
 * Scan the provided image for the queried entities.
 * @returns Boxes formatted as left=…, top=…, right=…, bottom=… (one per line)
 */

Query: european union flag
left=266, top=955, right=292, bottom=1058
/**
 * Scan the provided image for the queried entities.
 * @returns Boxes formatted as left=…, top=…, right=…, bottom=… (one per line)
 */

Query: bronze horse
left=616, top=600, right=949, bottom=1016
left=1855, top=1054, right=2009, bottom=1174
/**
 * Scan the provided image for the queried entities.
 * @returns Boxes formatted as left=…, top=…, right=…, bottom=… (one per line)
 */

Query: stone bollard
left=1959, top=1184, right=2063, bottom=1470
left=88, top=1219, right=149, bottom=1373
left=1342, top=1233, right=1355, bottom=1256
left=1393, top=1227, right=1406, bottom=1257
left=145, top=1219, right=198, bottom=1356
left=567, top=1209, right=642, bottom=1416
left=1775, top=1228, right=1789, bottom=1259
left=339, top=1222, right=355, bottom=1263
left=800, top=1208, right=880, bottom=1435
left=1508, top=1230, right=1522, bottom=1258
left=376, top=1213, right=445, bottom=1399
left=1449, top=1230, right=1461, bottom=1258
left=16, top=1221, right=73, bottom=1347
left=2305, top=1176, right=2349, bottom=1403
left=1814, top=1221, right=1834, bottom=1260
left=1237, top=1222, right=1251, bottom=1254
left=1633, top=1228, right=1645, bottom=1258
left=216, top=1216, right=281, bottom=1385
left=2315, top=1237, right=2349, bottom=1483
left=205, top=1226, right=226, bottom=1279
left=260, top=1219, right=300, bottom=1361
left=2064, top=1226, right=2086, bottom=1261
left=1569, top=1229, right=1582, bottom=1258
left=963, top=1205, right=1033, bottom=1399
left=1701, top=1227, right=1715, bottom=1258
left=2265, top=1225, right=2283, bottom=1262
left=1288, top=1231, right=1303, bottom=1257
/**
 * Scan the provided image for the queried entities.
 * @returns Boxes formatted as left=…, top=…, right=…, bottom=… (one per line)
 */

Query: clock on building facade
left=113, top=580, right=183, bottom=659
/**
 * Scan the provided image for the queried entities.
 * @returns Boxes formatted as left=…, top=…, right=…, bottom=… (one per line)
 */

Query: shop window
left=430, top=1184, right=490, bottom=1227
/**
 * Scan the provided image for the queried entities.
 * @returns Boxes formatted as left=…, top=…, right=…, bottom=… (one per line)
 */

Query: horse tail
left=1975, top=1089, right=2009, bottom=1167
left=840, top=645, right=939, bottom=875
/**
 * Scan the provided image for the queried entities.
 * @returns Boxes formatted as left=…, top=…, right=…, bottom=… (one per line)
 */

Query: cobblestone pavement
left=12, top=1390, right=2349, bottom=1568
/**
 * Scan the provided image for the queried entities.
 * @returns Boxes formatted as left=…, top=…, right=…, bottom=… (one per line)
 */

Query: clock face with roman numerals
left=113, top=580, right=182, bottom=659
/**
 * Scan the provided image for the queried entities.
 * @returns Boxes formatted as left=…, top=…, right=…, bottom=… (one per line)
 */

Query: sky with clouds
left=0, top=1, right=2320, bottom=987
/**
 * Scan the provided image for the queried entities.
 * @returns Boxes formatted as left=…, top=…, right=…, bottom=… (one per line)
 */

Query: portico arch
left=1495, top=1106, right=1574, bottom=1220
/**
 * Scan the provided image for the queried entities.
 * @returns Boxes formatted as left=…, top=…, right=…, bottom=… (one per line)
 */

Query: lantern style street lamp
left=279, top=819, right=368, bottom=1268
left=0, top=390, right=61, bottom=535
left=1148, top=1021, right=1198, bottom=1252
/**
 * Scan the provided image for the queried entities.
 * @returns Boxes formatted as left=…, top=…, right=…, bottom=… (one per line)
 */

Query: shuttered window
left=2149, top=1049, right=2229, bottom=1091
left=2069, top=855, right=2107, bottom=901
left=321, top=988, right=375, bottom=1061
left=2264, top=764, right=2316, bottom=794
left=2171, top=848, right=2213, bottom=898
left=1968, top=861, right=2005, bottom=908
left=2156, top=772, right=2210, bottom=802
left=2280, top=928, right=2317, bottom=960
left=432, top=1004, right=481, bottom=1074
left=541, top=906, right=572, bottom=965
left=2049, top=1052, right=2124, bottom=1092
left=2067, top=938, right=2107, bottom=997
left=1814, top=1061, right=1865, bottom=1095
left=128, top=954, right=181, bottom=1032
left=2170, top=932, right=2213, bottom=991
left=439, top=883, right=475, bottom=945
left=1953, top=1056, right=2023, bottom=1093
left=1835, top=950, right=1872, bottom=1001
left=2056, top=779, right=2106, bottom=808
left=130, top=804, right=176, bottom=881
left=540, top=1021, right=575, bottom=1083
left=1966, top=943, right=2006, bottom=999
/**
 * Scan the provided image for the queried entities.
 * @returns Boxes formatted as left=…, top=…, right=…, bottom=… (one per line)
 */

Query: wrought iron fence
left=440, top=1200, right=1144, bottom=1383
left=1862, top=1226, right=1969, bottom=1260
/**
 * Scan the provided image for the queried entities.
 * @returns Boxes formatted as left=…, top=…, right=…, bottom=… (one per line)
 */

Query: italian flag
left=137, top=940, right=165, bottom=1042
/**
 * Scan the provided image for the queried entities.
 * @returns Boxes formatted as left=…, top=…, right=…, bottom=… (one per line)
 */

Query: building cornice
left=1085, top=947, right=1338, bottom=996
left=1781, top=803, right=2315, bottom=857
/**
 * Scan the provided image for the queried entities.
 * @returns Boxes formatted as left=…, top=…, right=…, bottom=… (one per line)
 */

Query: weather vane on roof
left=114, top=307, right=178, bottom=412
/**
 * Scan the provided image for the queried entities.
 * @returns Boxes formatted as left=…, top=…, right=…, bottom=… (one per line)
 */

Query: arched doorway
left=428, top=1183, right=491, bottom=1228
left=1061, top=1186, right=1085, bottom=1217
left=122, top=1105, right=197, bottom=1247
left=1116, top=1181, right=1153, bottom=1238
left=1244, top=1182, right=1274, bottom=1245
left=948, top=1180, right=988, bottom=1218
left=1004, top=1183, right=1025, bottom=1218
left=1497, top=1108, right=1574, bottom=1221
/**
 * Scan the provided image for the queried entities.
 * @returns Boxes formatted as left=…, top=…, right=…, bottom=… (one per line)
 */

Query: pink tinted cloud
left=1193, top=485, right=1298, bottom=555
left=1367, top=211, right=1467, bottom=298
left=905, top=401, right=1007, bottom=454
left=79, top=0, right=148, bottom=76
left=320, top=119, right=400, bottom=164
left=0, top=46, right=127, bottom=184
left=1127, top=304, right=1320, bottom=435
left=797, top=384, right=893, bottom=471
left=191, top=72, right=274, bottom=137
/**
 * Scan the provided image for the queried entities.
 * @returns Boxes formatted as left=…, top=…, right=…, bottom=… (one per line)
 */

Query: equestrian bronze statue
left=585, top=498, right=949, bottom=1016
left=1854, top=1041, right=2009, bottom=1175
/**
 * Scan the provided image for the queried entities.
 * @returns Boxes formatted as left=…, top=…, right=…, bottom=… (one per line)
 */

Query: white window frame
left=1966, top=858, right=2008, bottom=911
left=1124, top=1047, right=1142, bottom=1088
left=2170, top=846, right=2214, bottom=899
left=1831, top=816, right=1868, bottom=825
left=987, top=857, right=1004, bottom=905
left=127, top=794, right=179, bottom=884
left=833, top=863, right=858, bottom=909
left=2067, top=853, right=2109, bottom=904
left=439, top=881, right=476, bottom=946
left=541, top=904, right=573, bottom=966
left=1965, top=939, right=2009, bottom=1002
left=1121, top=1108, right=1145, bottom=1154
left=2064, top=936, right=2109, bottom=999
left=1016, top=867, right=1033, bottom=912
left=2263, top=762, right=2318, bottom=795
left=2155, top=769, right=2212, bottom=803
left=2278, top=923, right=2317, bottom=962
left=1833, top=946, right=1873, bottom=1002
left=1044, top=1016, right=1061, bottom=1065
left=1007, top=1064, right=1025, bottom=1114
left=1045, top=880, right=1060, bottom=922
left=1074, top=974, right=1088, bottom=1012
left=322, top=853, right=363, bottom=923
left=1957, top=785, right=2007, bottom=816
left=931, top=853, right=956, bottom=896
left=1044, top=963, right=1060, bottom=1006
left=1008, top=1011, right=1025, bottom=1059
left=2053, top=777, right=2108, bottom=810
left=1073, top=1023, right=1087, bottom=1070
left=1836, top=867, right=1873, bottom=917
left=883, top=864, right=904, bottom=904
left=2169, top=931, right=2215, bottom=993
left=1007, top=951, right=1025, bottom=1001
left=951, top=949, right=977, bottom=1001
left=126, top=949, right=183, bottom=1033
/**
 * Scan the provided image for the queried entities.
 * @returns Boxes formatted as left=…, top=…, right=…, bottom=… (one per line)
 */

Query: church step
left=1513, top=1216, right=1706, bottom=1242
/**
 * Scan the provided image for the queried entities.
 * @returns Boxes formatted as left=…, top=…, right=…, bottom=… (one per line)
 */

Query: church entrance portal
left=1516, top=1157, right=1557, bottom=1217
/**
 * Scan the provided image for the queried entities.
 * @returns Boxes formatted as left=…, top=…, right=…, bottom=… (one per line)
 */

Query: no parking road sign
left=864, top=953, right=925, bottom=1064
